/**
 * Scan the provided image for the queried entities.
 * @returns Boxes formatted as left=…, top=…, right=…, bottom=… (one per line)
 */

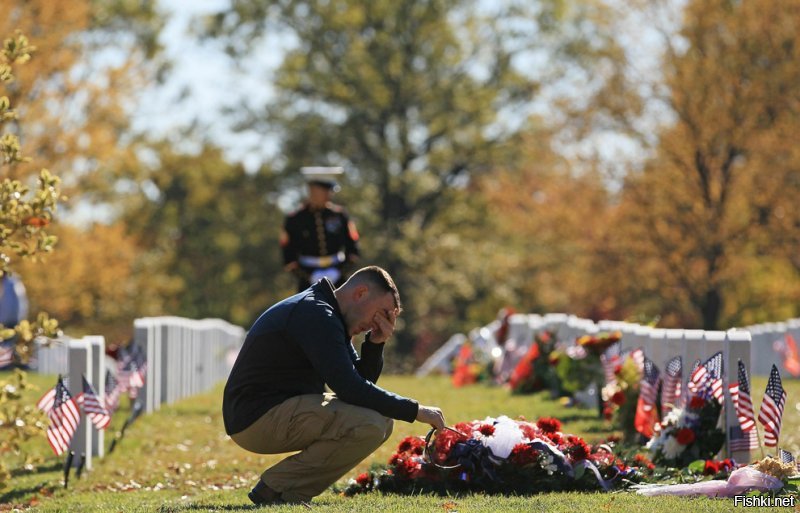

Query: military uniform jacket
left=281, top=202, right=360, bottom=270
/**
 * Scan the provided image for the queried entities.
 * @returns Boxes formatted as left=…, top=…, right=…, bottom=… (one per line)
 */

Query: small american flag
left=46, top=376, right=80, bottom=456
left=633, top=356, right=660, bottom=438
left=77, top=375, right=111, bottom=430
left=639, top=356, right=661, bottom=407
left=729, top=359, right=756, bottom=432
left=728, top=425, right=758, bottom=452
left=661, top=356, right=682, bottom=414
left=778, top=448, right=795, bottom=465
left=687, top=359, right=701, bottom=393
left=689, top=352, right=723, bottom=403
left=601, top=343, right=621, bottom=386
left=105, top=370, right=121, bottom=413
left=0, top=343, right=14, bottom=367
left=36, top=376, right=69, bottom=413
left=758, top=365, right=787, bottom=448
left=631, top=347, right=645, bottom=374
left=117, top=344, right=147, bottom=397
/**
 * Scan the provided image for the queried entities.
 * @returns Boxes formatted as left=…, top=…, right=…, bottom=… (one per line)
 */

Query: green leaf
left=687, top=460, right=705, bottom=474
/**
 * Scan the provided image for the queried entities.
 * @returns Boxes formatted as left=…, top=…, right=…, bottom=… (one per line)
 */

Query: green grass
left=2, top=372, right=798, bottom=512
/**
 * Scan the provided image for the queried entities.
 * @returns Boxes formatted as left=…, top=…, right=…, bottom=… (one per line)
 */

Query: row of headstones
left=419, top=313, right=800, bottom=463
left=32, top=317, right=246, bottom=470
left=498, top=314, right=768, bottom=462
left=132, top=316, right=246, bottom=415
left=520, top=314, right=799, bottom=378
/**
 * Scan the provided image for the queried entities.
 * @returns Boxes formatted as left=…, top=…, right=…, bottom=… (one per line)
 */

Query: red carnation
left=509, top=443, right=539, bottom=466
left=519, top=422, right=538, bottom=440
left=689, top=396, right=705, bottom=410
left=396, top=458, right=422, bottom=479
left=675, top=428, right=696, bottom=445
left=397, top=437, right=414, bottom=453
left=356, top=472, right=371, bottom=486
left=477, top=423, right=495, bottom=437
left=634, top=453, right=656, bottom=471
left=537, top=417, right=562, bottom=434
left=565, top=435, right=590, bottom=462
left=603, top=406, right=614, bottom=420
left=720, top=458, right=735, bottom=472
left=545, top=431, right=564, bottom=446
left=703, top=460, right=720, bottom=476
left=611, top=390, right=626, bottom=406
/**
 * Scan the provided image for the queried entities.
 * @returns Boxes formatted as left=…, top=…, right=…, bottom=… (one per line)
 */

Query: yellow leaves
left=2, top=31, right=36, bottom=66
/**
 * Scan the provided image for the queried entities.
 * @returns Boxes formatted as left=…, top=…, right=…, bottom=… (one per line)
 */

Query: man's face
left=346, top=288, right=397, bottom=338
left=308, top=183, right=334, bottom=204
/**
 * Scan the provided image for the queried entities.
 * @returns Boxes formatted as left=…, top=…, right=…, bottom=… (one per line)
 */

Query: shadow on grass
left=10, top=460, right=62, bottom=477
left=0, top=482, right=56, bottom=504
left=160, top=504, right=264, bottom=512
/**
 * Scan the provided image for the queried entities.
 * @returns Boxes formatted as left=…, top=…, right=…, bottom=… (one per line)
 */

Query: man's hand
left=367, top=308, right=398, bottom=344
left=416, top=405, right=446, bottom=430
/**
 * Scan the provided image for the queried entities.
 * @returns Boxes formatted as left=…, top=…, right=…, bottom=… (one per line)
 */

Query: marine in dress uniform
left=281, top=167, right=360, bottom=292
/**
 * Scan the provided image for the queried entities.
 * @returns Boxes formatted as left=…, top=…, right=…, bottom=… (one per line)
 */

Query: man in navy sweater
left=223, top=266, right=446, bottom=505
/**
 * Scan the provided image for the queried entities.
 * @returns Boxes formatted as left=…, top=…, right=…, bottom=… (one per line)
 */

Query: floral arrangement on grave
left=508, top=331, right=560, bottom=395
left=645, top=393, right=725, bottom=468
left=600, top=354, right=643, bottom=442
left=341, top=416, right=640, bottom=497
left=577, top=331, right=622, bottom=356
left=553, top=339, right=608, bottom=397
left=451, top=341, right=493, bottom=387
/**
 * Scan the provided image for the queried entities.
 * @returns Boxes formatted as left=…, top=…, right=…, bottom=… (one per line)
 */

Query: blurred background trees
left=3, top=0, right=799, bottom=367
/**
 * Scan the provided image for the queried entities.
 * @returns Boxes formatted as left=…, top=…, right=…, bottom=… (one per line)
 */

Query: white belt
left=298, top=252, right=346, bottom=268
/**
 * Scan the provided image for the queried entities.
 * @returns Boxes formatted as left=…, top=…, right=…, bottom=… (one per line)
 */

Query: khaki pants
left=230, top=393, right=394, bottom=502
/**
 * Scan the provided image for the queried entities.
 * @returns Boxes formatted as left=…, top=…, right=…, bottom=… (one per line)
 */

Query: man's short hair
left=348, top=266, right=402, bottom=312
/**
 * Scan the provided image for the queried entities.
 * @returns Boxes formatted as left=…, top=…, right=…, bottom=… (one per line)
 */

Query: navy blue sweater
left=222, top=278, right=419, bottom=435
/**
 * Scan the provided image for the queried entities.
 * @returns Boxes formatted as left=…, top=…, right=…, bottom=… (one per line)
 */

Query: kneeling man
left=223, top=266, right=446, bottom=505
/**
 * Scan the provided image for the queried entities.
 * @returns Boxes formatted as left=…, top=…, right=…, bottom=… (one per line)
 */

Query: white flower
left=662, top=435, right=685, bottom=460
left=662, top=407, right=683, bottom=428
left=645, top=435, right=659, bottom=451
left=481, top=416, right=524, bottom=459
left=541, top=454, right=558, bottom=475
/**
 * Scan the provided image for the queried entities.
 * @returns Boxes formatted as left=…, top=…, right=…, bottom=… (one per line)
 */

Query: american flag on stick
left=601, top=342, right=621, bottom=386
left=77, top=375, right=111, bottom=430
left=778, top=448, right=795, bottom=465
left=728, top=425, right=758, bottom=452
left=728, top=359, right=756, bottom=432
left=661, top=356, right=682, bottom=414
left=36, top=376, right=69, bottom=413
left=758, top=365, right=787, bottom=448
left=688, top=351, right=724, bottom=403
left=117, top=344, right=147, bottom=398
left=104, top=370, right=121, bottom=413
left=633, top=356, right=660, bottom=438
left=46, top=376, right=80, bottom=456
left=0, top=343, right=14, bottom=367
